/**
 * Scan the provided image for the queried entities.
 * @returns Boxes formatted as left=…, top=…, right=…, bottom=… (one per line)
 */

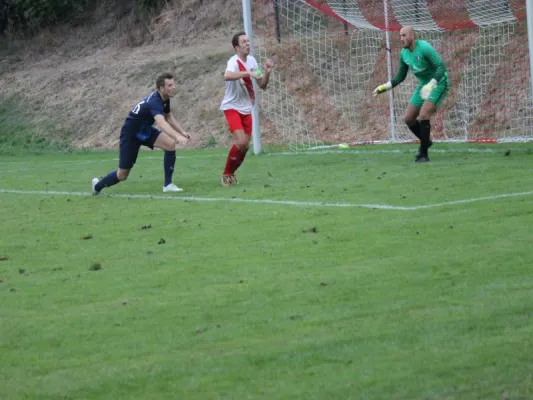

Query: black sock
left=419, top=120, right=431, bottom=156
left=408, top=121, right=421, bottom=140
left=95, top=171, right=119, bottom=192
left=164, top=151, right=176, bottom=186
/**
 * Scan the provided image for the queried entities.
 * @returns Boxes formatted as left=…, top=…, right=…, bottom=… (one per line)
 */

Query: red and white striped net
left=252, top=0, right=532, bottom=149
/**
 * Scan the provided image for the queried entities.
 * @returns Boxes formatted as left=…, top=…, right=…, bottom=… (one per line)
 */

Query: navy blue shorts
left=119, top=127, right=161, bottom=169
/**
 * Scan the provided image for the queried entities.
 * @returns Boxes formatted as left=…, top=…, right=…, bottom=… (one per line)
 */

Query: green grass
left=0, top=98, right=72, bottom=154
left=1, top=144, right=533, bottom=399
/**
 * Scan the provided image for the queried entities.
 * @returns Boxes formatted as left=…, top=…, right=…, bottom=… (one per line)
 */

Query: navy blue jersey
left=122, top=91, right=170, bottom=140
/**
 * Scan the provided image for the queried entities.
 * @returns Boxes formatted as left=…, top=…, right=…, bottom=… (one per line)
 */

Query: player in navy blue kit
left=92, top=72, right=191, bottom=194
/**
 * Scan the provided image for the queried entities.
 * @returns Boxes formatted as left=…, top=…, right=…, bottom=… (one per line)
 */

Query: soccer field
left=1, top=143, right=533, bottom=399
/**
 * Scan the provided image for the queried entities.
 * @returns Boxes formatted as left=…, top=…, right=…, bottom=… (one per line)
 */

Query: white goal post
left=243, top=0, right=533, bottom=151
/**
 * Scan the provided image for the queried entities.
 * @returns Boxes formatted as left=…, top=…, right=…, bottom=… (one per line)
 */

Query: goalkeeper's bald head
left=400, top=26, right=416, bottom=49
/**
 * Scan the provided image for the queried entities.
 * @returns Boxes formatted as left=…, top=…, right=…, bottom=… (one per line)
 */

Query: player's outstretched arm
left=422, top=42, right=447, bottom=83
left=373, top=81, right=392, bottom=96
left=257, top=58, right=274, bottom=90
left=390, top=59, right=409, bottom=88
left=420, top=43, right=447, bottom=100
left=154, top=114, right=184, bottom=142
left=224, top=70, right=260, bottom=81
left=165, top=113, right=191, bottom=139
left=373, top=59, right=408, bottom=96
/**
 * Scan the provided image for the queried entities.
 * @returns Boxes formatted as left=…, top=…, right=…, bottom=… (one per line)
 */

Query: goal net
left=251, top=0, right=533, bottom=150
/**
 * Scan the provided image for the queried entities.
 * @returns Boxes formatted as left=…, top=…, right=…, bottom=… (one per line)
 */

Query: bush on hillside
left=1, top=0, right=165, bottom=34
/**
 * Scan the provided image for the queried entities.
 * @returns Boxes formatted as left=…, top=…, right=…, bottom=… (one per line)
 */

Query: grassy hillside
left=0, top=0, right=242, bottom=152
left=1, top=0, right=531, bottom=152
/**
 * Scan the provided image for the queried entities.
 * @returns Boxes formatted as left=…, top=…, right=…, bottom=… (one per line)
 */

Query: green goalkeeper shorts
left=410, top=77, right=450, bottom=109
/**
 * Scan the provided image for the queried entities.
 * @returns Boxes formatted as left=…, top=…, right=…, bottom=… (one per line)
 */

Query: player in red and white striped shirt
left=220, top=31, right=274, bottom=187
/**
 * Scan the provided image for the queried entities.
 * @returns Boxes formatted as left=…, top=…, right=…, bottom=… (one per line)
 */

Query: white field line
left=408, top=191, right=533, bottom=209
left=1, top=189, right=533, bottom=211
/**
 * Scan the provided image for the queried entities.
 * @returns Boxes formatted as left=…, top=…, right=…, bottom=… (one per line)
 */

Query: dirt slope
left=0, top=0, right=243, bottom=149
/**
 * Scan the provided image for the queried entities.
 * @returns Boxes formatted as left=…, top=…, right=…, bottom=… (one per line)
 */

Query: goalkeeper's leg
left=404, top=103, right=422, bottom=140
left=418, top=102, right=436, bottom=161
left=405, top=94, right=426, bottom=158
left=417, top=79, right=450, bottom=161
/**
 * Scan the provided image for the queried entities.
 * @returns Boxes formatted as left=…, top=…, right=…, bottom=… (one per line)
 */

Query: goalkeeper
left=373, top=26, right=449, bottom=162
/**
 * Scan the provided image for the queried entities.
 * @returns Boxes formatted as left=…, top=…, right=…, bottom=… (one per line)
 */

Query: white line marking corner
left=1, top=189, right=533, bottom=211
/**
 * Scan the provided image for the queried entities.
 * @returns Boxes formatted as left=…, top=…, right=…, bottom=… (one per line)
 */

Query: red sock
left=233, top=148, right=248, bottom=173
left=223, top=145, right=241, bottom=175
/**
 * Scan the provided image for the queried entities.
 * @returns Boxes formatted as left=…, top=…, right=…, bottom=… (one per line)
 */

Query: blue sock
left=164, top=151, right=176, bottom=186
left=95, top=171, right=119, bottom=192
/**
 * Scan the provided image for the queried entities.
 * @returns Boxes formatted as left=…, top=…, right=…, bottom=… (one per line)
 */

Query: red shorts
left=224, top=109, right=252, bottom=136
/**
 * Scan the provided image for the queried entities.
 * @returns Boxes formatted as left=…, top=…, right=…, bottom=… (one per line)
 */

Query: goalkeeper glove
left=421, top=79, right=438, bottom=100
left=373, top=81, right=392, bottom=97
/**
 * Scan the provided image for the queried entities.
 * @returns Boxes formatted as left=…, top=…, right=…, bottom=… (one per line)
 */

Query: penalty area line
left=0, top=189, right=410, bottom=210
left=1, top=189, right=533, bottom=211
left=410, top=191, right=533, bottom=209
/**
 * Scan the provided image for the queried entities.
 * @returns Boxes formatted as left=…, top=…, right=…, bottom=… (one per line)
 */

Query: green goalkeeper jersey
left=391, top=39, right=448, bottom=87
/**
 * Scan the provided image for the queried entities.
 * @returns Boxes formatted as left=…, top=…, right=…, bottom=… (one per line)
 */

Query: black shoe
left=414, top=155, right=430, bottom=163
left=416, top=139, right=433, bottom=158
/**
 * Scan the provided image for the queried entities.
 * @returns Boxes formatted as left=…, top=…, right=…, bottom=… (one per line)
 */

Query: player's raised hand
left=264, top=58, right=274, bottom=73
left=373, top=81, right=392, bottom=96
